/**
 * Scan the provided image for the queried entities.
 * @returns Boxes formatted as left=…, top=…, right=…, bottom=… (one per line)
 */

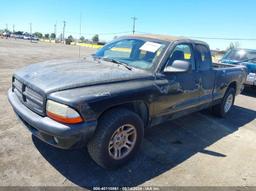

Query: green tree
left=65, top=35, right=74, bottom=45
left=79, top=36, right=85, bottom=42
left=92, top=34, right=99, bottom=43
left=50, top=33, right=56, bottom=39
left=4, top=29, right=11, bottom=33
left=33, top=32, right=43, bottom=38
left=14, top=31, right=23, bottom=35
left=227, top=42, right=240, bottom=51
left=44, top=33, right=49, bottom=39
left=68, top=35, right=74, bottom=41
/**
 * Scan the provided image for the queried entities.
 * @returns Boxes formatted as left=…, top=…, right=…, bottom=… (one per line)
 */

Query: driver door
left=153, top=43, right=201, bottom=119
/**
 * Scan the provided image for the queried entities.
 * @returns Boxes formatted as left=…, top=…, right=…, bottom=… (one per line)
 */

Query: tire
left=87, top=108, right=144, bottom=169
left=212, top=87, right=236, bottom=117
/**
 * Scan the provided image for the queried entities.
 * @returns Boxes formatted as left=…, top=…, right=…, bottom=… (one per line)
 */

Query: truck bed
left=213, top=62, right=239, bottom=69
left=211, top=62, right=246, bottom=101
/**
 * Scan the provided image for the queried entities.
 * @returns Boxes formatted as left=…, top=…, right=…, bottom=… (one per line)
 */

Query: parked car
left=23, top=35, right=31, bottom=40
left=15, top=34, right=24, bottom=39
left=23, top=35, right=39, bottom=41
left=8, top=34, right=247, bottom=169
left=220, top=49, right=256, bottom=87
left=32, top=36, right=39, bottom=41
left=2, top=32, right=10, bottom=38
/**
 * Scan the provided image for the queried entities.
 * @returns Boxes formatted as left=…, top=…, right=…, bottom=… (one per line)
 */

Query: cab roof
left=123, top=34, right=208, bottom=46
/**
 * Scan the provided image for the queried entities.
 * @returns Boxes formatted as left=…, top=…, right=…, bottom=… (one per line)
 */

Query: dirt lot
left=0, top=39, right=256, bottom=189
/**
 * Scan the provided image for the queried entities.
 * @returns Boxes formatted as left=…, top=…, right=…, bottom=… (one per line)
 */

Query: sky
left=0, top=0, right=256, bottom=50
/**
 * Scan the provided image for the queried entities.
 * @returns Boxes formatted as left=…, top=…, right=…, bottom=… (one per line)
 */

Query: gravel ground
left=0, top=39, right=256, bottom=189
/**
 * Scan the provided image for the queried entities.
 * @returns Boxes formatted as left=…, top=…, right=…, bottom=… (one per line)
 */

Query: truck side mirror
left=164, top=60, right=191, bottom=73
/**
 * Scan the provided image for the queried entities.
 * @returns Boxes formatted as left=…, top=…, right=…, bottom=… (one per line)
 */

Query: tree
left=4, top=29, right=11, bottom=33
left=92, top=34, right=99, bottom=43
left=79, top=36, right=85, bottom=42
left=33, top=32, right=43, bottom=38
left=234, top=42, right=240, bottom=48
left=68, top=35, right=74, bottom=41
left=227, top=41, right=240, bottom=50
left=50, top=33, right=56, bottom=39
left=14, top=31, right=23, bottom=35
left=65, top=35, right=74, bottom=45
left=44, top=33, right=49, bottom=39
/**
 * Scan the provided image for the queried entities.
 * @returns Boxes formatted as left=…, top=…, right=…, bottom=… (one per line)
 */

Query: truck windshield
left=95, top=39, right=166, bottom=70
left=223, top=49, right=256, bottom=63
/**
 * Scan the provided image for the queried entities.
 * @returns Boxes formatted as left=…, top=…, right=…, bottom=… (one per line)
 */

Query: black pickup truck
left=8, top=34, right=247, bottom=169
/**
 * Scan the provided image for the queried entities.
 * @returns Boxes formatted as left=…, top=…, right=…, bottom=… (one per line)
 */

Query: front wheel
left=212, top=87, right=236, bottom=117
left=87, top=108, right=144, bottom=169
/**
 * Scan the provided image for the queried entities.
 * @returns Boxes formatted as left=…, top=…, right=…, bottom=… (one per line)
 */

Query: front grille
left=12, top=78, right=45, bottom=115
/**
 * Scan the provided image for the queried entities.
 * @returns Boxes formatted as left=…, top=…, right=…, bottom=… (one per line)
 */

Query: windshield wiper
left=101, top=57, right=132, bottom=71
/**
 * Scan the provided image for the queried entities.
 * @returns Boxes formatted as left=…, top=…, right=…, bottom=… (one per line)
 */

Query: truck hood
left=221, top=59, right=256, bottom=73
left=14, top=58, right=153, bottom=94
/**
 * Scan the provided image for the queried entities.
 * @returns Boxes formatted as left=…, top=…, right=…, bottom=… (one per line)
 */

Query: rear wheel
left=87, top=108, right=144, bottom=169
left=212, top=87, right=235, bottom=117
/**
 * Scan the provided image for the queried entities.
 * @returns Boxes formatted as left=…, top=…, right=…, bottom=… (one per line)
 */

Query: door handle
left=195, top=79, right=202, bottom=89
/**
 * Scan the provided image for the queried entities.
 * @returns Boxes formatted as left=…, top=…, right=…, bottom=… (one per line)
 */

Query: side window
left=196, top=44, right=212, bottom=71
left=166, top=44, right=194, bottom=68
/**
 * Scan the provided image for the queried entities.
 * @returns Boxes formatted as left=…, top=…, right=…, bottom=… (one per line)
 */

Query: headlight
left=46, top=100, right=83, bottom=124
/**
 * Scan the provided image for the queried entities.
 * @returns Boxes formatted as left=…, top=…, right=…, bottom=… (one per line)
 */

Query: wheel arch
left=227, top=81, right=237, bottom=93
left=98, top=101, right=150, bottom=128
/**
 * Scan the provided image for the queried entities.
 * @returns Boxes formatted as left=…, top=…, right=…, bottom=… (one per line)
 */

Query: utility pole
left=29, top=23, right=32, bottom=42
left=54, top=23, right=57, bottom=40
left=12, top=24, right=15, bottom=33
left=79, top=13, right=82, bottom=58
left=63, top=21, right=66, bottom=44
left=131, top=17, right=137, bottom=35
left=5, top=24, right=8, bottom=31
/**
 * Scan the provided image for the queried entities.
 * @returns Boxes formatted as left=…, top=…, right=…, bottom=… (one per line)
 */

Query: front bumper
left=8, top=89, right=97, bottom=149
left=245, top=73, right=256, bottom=86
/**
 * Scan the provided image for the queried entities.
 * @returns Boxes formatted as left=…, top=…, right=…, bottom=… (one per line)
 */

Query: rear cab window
left=195, top=44, right=212, bottom=71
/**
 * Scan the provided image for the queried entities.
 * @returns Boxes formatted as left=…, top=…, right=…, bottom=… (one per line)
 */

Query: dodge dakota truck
left=8, top=34, right=247, bottom=169
left=220, top=48, right=256, bottom=87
